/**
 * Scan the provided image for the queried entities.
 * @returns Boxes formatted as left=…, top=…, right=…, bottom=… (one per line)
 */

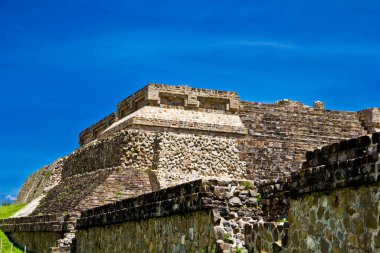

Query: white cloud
left=6, top=195, right=16, bottom=201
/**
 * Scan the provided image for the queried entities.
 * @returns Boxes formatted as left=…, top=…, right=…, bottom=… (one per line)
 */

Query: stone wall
left=4, top=179, right=264, bottom=253
left=154, top=132, right=246, bottom=189
left=286, top=184, right=380, bottom=252
left=358, top=107, right=380, bottom=133
left=72, top=128, right=247, bottom=197
left=0, top=214, right=76, bottom=253
left=284, top=132, right=380, bottom=252
left=75, top=180, right=215, bottom=252
left=238, top=100, right=368, bottom=180
left=244, top=221, right=288, bottom=253
left=99, top=106, right=247, bottom=138
left=0, top=215, right=64, bottom=232
left=7, top=232, right=60, bottom=253
left=79, top=113, right=116, bottom=146
left=80, top=83, right=241, bottom=145
left=207, top=180, right=262, bottom=252
left=256, top=178, right=290, bottom=222
left=75, top=179, right=263, bottom=252
left=241, top=132, right=380, bottom=252
left=76, top=210, right=216, bottom=253
left=63, top=133, right=127, bottom=178
left=116, top=83, right=240, bottom=120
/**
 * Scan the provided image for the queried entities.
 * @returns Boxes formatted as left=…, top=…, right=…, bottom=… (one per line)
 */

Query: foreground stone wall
left=75, top=180, right=215, bottom=252
left=285, top=132, right=380, bottom=252
left=241, top=132, right=380, bottom=252
left=7, top=231, right=60, bottom=253
left=0, top=214, right=76, bottom=253
left=244, top=221, right=288, bottom=253
left=75, top=179, right=264, bottom=252
left=287, top=184, right=380, bottom=252
left=239, top=100, right=367, bottom=180
left=3, top=179, right=266, bottom=253
left=77, top=210, right=216, bottom=253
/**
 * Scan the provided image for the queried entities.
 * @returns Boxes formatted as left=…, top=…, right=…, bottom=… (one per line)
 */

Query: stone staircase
left=74, top=166, right=152, bottom=212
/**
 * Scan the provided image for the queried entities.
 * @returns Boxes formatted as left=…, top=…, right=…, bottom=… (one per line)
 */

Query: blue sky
left=0, top=0, right=379, bottom=201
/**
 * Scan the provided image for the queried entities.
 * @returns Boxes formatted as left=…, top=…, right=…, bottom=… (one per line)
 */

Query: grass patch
left=0, top=204, right=26, bottom=219
left=44, top=170, right=52, bottom=179
left=0, top=204, right=26, bottom=253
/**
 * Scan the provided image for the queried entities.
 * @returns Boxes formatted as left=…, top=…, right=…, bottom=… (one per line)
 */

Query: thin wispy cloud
left=227, top=40, right=380, bottom=57
left=228, top=40, right=296, bottom=49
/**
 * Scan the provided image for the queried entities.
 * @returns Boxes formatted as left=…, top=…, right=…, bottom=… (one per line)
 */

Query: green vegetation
left=0, top=204, right=25, bottom=219
left=201, top=246, right=216, bottom=253
left=44, top=170, right=52, bottom=179
left=242, top=181, right=253, bottom=190
left=234, top=246, right=244, bottom=253
left=223, top=233, right=231, bottom=242
left=256, top=193, right=262, bottom=206
left=0, top=204, right=26, bottom=253
left=201, top=248, right=209, bottom=253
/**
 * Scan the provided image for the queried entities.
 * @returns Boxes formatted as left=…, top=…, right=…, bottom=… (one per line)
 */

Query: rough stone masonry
left=1, top=83, right=379, bottom=253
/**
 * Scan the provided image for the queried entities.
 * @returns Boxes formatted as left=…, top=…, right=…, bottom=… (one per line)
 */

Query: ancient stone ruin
left=1, top=83, right=379, bottom=252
